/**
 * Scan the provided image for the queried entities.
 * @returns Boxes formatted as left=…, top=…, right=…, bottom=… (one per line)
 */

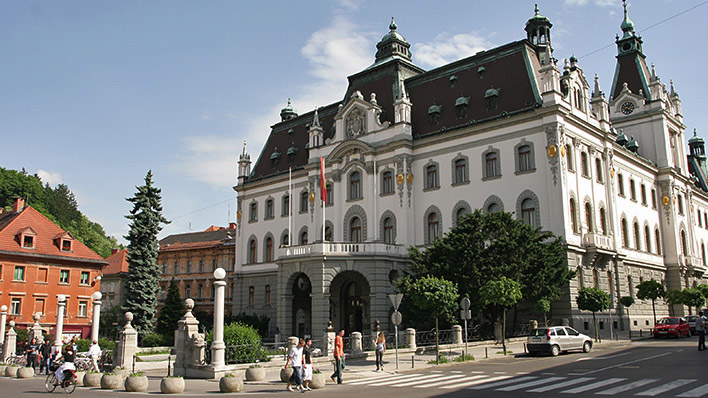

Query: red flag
left=320, top=157, right=327, bottom=203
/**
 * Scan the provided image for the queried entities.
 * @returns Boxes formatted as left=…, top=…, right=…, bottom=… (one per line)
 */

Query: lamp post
left=211, top=268, right=227, bottom=369
left=91, top=291, right=102, bottom=342
left=54, top=294, right=66, bottom=352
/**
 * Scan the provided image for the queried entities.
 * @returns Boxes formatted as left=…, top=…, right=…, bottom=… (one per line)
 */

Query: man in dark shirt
left=39, top=340, right=52, bottom=375
left=26, top=338, right=38, bottom=370
left=303, top=338, right=313, bottom=390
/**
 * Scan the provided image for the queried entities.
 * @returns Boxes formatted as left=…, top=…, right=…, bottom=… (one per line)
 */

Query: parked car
left=687, top=315, right=699, bottom=333
left=527, top=326, right=593, bottom=356
left=652, top=317, right=691, bottom=338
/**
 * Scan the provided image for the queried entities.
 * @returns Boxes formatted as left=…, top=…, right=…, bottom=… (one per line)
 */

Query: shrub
left=98, top=338, right=116, bottom=351
left=76, top=339, right=91, bottom=352
left=207, top=322, right=270, bottom=364
left=455, top=354, right=474, bottom=362
left=141, top=333, right=167, bottom=347
left=427, top=354, right=449, bottom=365
left=130, top=372, right=144, bottom=377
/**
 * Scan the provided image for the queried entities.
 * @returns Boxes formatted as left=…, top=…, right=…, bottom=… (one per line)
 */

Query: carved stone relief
left=346, top=108, right=367, bottom=138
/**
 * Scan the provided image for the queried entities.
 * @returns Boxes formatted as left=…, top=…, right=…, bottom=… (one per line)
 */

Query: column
left=30, top=313, right=44, bottom=343
left=210, top=268, right=226, bottom=370
left=91, top=291, right=102, bottom=342
left=54, top=294, right=66, bottom=352
left=3, top=321, right=16, bottom=359
left=0, top=305, right=7, bottom=346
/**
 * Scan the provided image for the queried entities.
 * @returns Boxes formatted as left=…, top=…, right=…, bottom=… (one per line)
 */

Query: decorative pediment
left=16, top=226, right=37, bottom=249
left=609, top=82, right=645, bottom=117
left=16, top=226, right=37, bottom=237
left=332, top=91, right=391, bottom=143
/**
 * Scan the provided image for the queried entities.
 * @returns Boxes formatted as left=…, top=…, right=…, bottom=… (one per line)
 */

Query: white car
left=527, top=326, right=593, bottom=356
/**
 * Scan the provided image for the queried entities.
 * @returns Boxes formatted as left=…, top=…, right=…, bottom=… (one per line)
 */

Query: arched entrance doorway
left=329, top=271, right=370, bottom=335
left=291, top=273, right=312, bottom=338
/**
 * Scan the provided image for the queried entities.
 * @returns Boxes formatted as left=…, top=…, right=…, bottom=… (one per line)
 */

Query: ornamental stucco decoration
left=346, top=107, right=367, bottom=138
left=395, top=155, right=405, bottom=207
left=545, top=124, right=560, bottom=186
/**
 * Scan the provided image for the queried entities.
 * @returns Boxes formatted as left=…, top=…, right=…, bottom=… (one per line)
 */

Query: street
left=1, top=338, right=707, bottom=397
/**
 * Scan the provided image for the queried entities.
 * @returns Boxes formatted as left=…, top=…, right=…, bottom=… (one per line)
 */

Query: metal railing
left=204, top=339, right=325, bottom=364
left=416, top=328, right=454, bottom=347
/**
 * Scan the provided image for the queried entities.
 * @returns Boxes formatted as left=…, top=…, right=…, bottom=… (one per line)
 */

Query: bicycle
left=45, top=362, right=76, bottom=394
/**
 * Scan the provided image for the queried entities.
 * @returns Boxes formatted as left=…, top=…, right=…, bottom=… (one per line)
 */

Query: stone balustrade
left=281, top=241, right=408, bottom=259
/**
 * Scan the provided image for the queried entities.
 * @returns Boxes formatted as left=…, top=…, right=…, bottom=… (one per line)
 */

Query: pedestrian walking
left=697, top=311, right=706, bottom=351
left=374, top=332, right=386, bottom=371
left=39, top=340, right=52, bottom=375
left=330, top=329, right=345, bottom=384
left=88, top=340, right=102, bottom=371
left=302, top=338, right=313, bottom=390
left=26, top=338, right=38, bottom=370
left=284, top=339, right=305, bottom=392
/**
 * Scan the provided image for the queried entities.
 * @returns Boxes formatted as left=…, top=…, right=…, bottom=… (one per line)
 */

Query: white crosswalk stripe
left=410, top=374, right=469, bottom=388
left=351, top=373, right=421, bottom=386
left=636, top=379, right=697, bottom=396
left=439, top=375, right=497, bottom=390
left=344, top=373, right=417, bottom=385
left=595, top=378, right=658, bottom=395
left=468, top=376, right=537, bottom=390
left=677, top=383, right=708, bottom=397
left=527, top=377, right=596, bottom=392
left=370, top=373, right=440, bottom=387
left=561, top=378, right=627, bottom=393
left=496, top=376, right=566, bottom=391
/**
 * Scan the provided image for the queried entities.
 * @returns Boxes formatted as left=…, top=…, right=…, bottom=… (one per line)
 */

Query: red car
left=652, top=317, right=691, bottom=338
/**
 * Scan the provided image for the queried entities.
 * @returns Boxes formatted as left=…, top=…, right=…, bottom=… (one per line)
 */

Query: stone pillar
left=3, top=321, right=17, bottom=359
left=351, top=331, right=362, bottom=354
left=0, top=305, right=7, bottom=346
left=114, top=312, right=138, bottom=369
left=405, top=328, right=416, bottom=349
left=325, top=321, right=335, bottom=357
left=30, top=313, right=44, bottom=344
left=452, top=325, right=463, bottom=345
left=210, top=268, right=227, bottom=370
left=54, top=294, right=67, bottom=352
left=91, top=291, right=102, bottom=342
left=173, top=299, right=205, bottom=377
left=287, top=336, right=298, bottom=354
left=370, top=320, right=381, bottom=351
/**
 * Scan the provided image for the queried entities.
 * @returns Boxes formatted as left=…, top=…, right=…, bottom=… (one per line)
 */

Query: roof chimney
left=229, top=222, right=237, bottom=230
left=111, top=248, right=119, bottom=255
left=13, top=198, right=25, bottom=212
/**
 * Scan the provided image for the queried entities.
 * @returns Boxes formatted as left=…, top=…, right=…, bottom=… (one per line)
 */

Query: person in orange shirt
left=330, top=329, right=345, bottom=384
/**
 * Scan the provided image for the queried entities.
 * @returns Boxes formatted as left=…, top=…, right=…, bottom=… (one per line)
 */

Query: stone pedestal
left=287, top=336, right=298, bottom=353
left=173, top=299, right=208, bottom=378
left=452, top=325, right=463, bottom=345
left=405, top=328, right=416, bottom=349
left=325, top=321, right=335, bottom=357
left=351, top=332, right=362, bottom=354
left=91, top=292, right=102, bottom=342
left=30, top=313, right=44, bottom=344
left=114, top=312, right=138, bottom=369
left=3, top=321, right=17, bottom=360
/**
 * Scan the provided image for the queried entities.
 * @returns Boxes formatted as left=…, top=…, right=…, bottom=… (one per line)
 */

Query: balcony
left=582, top=233, right=615, bottom=251
left=279, top=241, right=409, bottom=259
left=683, top=255, right=707, bottom=275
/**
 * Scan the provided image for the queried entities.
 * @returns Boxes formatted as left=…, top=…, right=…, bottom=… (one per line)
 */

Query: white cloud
left=174, top=135, right=243, bottom=187
left=36, top=169, right=63, bottom=186
left=563, top=0, right=616, bottom=6
left=413, top=32, right=493, bottom=69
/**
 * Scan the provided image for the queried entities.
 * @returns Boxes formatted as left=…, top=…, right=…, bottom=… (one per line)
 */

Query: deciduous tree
left=480, top=277, right=522, bottom=355
left=576, top=287, right=610, bottom=342
left=636, top=280, right=665, bottom=325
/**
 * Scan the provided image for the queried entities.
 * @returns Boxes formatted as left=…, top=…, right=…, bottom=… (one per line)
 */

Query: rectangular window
left=174, top=261, right=179, bottom=274
left=34, top=298, right=45, bottom=315
left=10, top=298, right=21, bottom=315
left=0, top=264, right=2, bottom=280
left=37, top=267, right=48, bottom=283
left=23, top=235, right=34, bottom=248
left=60, top=270, right=70, bottom=284
left=455, top=160, right=468, bottom=183
left=282, top=195, right=290, bottom=216
left=78, top=301, right=87, bottom=317
left=425, top=165, right=439, bottom=189
left=61, top=240, right=72, bottom=252
left=326, top=184, right=333, bottom=205
left=249, top=202, right=258, bottom=222
left=265, top=199, right=274, bottom=218
left=186, top=261, right=191, bottom=273
left=212, top=259, right=217, bottom=271
left=14, top=266, right=25, bottom=281
left=80, top=271, right=90, bottom=285
left=162, top=263, right=167, bottom=274
left=651, top=189, right=657, bottom=209
left=199, top=259, right=204, bottom=272
left=300, top=192, right=309, bottom=212
left=640, top=184, right=647, bottom=205
left=382, top=172, right=394, bottom=194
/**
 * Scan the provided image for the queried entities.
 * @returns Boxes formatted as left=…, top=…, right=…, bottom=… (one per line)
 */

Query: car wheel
left=582, top=341, right=592, bottom=353
left=551, top=345, right=560, bottom=356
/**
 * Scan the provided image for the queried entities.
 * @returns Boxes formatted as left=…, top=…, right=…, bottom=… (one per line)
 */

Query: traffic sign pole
left=395, top=324, right=398, bottom=370
left=391, top=310, right=402, bottom=370
left=460, top=298, right=471, bottom=360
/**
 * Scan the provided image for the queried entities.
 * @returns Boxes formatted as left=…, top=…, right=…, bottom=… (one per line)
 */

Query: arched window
left=629, top=180, right=636, bottom=201
left=350, top=217, right=362, bottom=243
left=427, top=212, right=440, bottom=243
left=600, top=207, right=607, bottom=235
left=382, top=171, right=394, bottom=194
left=651, top=188, right=657, bottom=209
left=681, top=230, right=687, bottom=255
left=325, top=226, right=332, bottom=241
left=655, top=229, right=662, bottom=255
left=300, top=230, right=308, bottom=245
left=300, top=191, right=309, bottom=213
left=595, top=158, right=603, bottom=183
left=518, top=145, right=532, bottom=172
left=425, top=164, right=439, bottom=189
left=484, top=152, right=500, bottom=178
left=488, top=203, right=499, bottom=213
left=456, top=207, right=468, bottom=223
left=633, top=222, right=641, bottom=250
left=248, top=286, right=255, bottom=306
left=248, top=238, right=257, bottom=263
left=585, top=202, right=593, bottom=232
left=570, top=198, right=578, bottom=233
left=521, top=198, right=536, bottom=226
left=265, top=237, right=273, bottom=262
left=383, top=217, right=394, bottom=244
left=566, top=144, right=574, bottom=171
left=349, top=171, right=362, bottom=200
left=581, top=152, right=589, bottom=177
left=326, top=183, right=333, bottom=205
left=699, top=210, right=703, bottom=228
left=703, top=243, right=706, bottom=265
left=265, top=198, right=274, bottom=219
left=645, top=226, right=652, bottom=253
left=640, top=184, right=647, bottom=205
left=621, top=218, right=628, bottom=248
left=281, top=232, right=289, bottom=247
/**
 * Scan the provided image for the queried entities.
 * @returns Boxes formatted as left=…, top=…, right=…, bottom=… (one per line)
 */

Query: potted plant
left=83, top=370, right=103, bottom=387
left=309, top=369, right=326, bottom=389
left=5, top=364, right=19, bottom=377
left=125, top=372, right=149, bottom=392
left=75, top=370, right=86, bottom=386
left=160, top=375, right=185, bottom=394
left=114, top=366, right=131, bottom=380
left=16, top=366, right=34, bottom=378
left=245, top=364, right=265, bottom=381
left=101, top=371, right=123, bottom=389
left=219, top=373, right=243, bottom=393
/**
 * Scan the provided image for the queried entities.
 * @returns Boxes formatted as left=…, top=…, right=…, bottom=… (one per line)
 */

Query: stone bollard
left=114, top=312, right=138, bottom=369
left=325, top=321, right=335, bottom=357
left=351, top=332, right=362, bottom=355
left=287, top=336, right=298, bottom=353
left=30, top=313, right=44, bottom=344
left=405, top=328, right=416, bottom=349
left=452, top=325, right=463, bottom=345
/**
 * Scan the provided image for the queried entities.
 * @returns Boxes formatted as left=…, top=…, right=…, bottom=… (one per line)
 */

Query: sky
left=2, top=0, right=706, bottom=247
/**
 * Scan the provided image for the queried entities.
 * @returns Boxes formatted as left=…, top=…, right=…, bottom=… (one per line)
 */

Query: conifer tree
left=156, top=279, right=184, bottom=344
left=123, top=171, right=169, bottom=335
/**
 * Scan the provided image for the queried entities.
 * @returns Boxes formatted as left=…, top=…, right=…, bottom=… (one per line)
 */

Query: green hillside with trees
left=0, top=167, right=118, bottom=257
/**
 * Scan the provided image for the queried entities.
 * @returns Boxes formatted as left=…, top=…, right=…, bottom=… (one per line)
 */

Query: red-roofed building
left=100, top=248, right=129, bottom=311
left=0, top=198, right=107, bottom=338
left=156, top=224, right=236, bottom=315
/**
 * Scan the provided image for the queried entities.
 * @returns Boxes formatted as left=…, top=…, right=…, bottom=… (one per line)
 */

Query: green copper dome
left=689, top=129, right=704, bottom=144
left=526, top=4, right=551, bottom=27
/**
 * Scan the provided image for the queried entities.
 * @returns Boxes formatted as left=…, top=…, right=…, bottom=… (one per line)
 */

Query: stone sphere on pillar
left=33, top=312, right=41, bottom=321
left=125, top=312, right=134, bottom=322
left=92, top=291, right=102, bottom=300
left=57, top=294, right=66, bottom=303
left=214, top=267, right=226, bottom=280
left=185, top=298, right=195, bottom=310
left=0, top=305, right=6, bottom=312
left=9, top=320, right=15, bottom=327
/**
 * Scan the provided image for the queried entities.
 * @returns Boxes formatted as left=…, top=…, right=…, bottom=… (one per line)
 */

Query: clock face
left=621, top=101, right=635, bottom=115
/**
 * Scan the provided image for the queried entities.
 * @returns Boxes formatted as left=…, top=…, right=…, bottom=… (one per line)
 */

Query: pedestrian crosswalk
left=344, top=372, right=708, bottom=396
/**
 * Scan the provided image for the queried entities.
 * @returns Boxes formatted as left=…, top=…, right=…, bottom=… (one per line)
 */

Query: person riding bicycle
left=54, top=342, right=76, bottom=384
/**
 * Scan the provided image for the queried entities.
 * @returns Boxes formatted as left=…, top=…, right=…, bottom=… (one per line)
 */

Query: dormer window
left=287, top=143, right=298, bottom=162
left=54, top=232, right=74, bottom=252
left=17, top=227, right=37, bottom=249
left=428, top=104, right=441, bottom=125
left=61, top=239, right=72, bottom=252
left=477, top=66, right=486, bottom=79
left=270, top=148, right=281, bottom=167
left=455, top=96, right=469, bottom=119
left=485, top=88, right=499, bottom=111
left=23, top=235, right=35, bottom=248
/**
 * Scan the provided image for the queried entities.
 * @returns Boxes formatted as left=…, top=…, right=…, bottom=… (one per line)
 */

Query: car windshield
left=530, top=328, right=549, bottom=336
left=657, top=318, right=679, bottom=325
left=687, top=316, right=698, bottom=321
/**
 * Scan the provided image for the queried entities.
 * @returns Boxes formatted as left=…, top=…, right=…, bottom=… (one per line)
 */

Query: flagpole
left=288, top=167, right=292, bottom=247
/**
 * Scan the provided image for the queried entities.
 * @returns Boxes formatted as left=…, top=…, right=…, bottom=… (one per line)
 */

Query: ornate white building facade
left=232, top=5, right=708, bottom=344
